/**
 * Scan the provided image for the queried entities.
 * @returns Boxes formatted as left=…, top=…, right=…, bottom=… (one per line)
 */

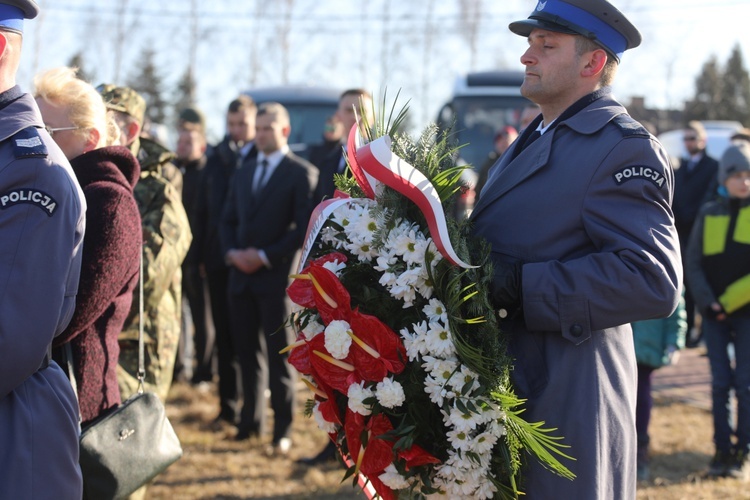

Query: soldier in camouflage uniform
left=98, top=84, right=192, bottom=402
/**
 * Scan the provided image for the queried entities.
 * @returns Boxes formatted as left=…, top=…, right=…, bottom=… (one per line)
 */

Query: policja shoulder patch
left=0, top=188, right=58, bottom=216
left=613, top=165, right=665, bottom=189
left=12, top=126, right=48, bottom=158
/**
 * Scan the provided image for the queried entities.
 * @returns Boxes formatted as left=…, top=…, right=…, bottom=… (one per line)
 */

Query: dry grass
left=148, top=381, right=750, bottom=499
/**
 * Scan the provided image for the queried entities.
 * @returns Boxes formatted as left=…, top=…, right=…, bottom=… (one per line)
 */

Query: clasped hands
left=226, top=247, right=264, bottom=274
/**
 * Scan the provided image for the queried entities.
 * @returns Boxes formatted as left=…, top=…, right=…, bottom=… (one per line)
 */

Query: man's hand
left=489, top=252, right=523, bottom=319
left=226, top=248, right=264, bottom=274
left=705, top=302, right=727, bottom=322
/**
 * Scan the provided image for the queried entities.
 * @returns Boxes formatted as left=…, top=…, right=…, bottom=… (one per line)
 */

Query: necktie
left=254, top=159, right=269, bottom=194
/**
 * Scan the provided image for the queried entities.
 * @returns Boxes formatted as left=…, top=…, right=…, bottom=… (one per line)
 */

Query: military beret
left=0, top=0, right=39, bottom=33
left=96, top=83, right=146, bottom=126
left=509, top=0, right=642, bottom=62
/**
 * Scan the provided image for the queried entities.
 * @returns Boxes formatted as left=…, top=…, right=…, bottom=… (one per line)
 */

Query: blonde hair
left=33, top=67, right=115, bottom=147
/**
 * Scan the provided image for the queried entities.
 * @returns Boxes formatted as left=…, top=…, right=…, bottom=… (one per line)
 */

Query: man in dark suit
left=194, top=95, right=258, bottom=426
left=673, top=120, right=719, bottom=346
left=220, top=102, right=318, bottom=454
left=313, top=88, right=373, bottom=203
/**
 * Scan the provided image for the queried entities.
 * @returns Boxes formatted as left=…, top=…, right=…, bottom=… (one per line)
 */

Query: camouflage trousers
left=117, top=330, right=179, bottom=402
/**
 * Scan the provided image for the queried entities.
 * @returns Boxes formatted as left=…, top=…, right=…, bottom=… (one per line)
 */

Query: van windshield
left=441, top=95, right=530, bottom=169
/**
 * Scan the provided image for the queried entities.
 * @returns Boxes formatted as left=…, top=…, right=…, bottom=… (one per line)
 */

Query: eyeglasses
left=45, top=125, right=80, bottom=136
left=683, top=136, right=698, bottom=142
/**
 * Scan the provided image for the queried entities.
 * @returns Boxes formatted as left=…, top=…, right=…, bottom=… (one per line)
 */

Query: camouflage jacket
left=118, top=141, right=192, bottom=401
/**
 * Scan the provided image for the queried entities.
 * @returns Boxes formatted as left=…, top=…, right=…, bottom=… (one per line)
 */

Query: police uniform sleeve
left=0, top=151, right=85, bottom=399
left=522, top=136, right=682, bottom=336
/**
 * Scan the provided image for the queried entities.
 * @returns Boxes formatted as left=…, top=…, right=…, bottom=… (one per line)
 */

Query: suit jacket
left=313, top=140, right=345, bottom=204
left=673, top=151, right=719, bottom=248
left=194, top=137, right=257, bottom=271
left=220, top=151, right=318, bottom=295
left=471, top=91, right=681, bottom=499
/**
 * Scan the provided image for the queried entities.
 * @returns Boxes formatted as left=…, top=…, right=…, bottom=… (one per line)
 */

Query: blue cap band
left=534, top=1, right=628, bottom=59
left=0, top=4, right=24, bottom=33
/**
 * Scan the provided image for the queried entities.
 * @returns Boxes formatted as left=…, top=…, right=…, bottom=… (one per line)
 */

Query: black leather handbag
left=71, top=251, right=183, bottom=499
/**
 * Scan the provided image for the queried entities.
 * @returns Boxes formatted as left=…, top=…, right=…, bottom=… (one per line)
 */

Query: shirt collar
left=257, top=145, right=289, bottom=168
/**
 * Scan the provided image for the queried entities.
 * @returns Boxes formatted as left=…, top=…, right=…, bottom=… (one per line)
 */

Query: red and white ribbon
left=347, top=127, right=475, bottom=269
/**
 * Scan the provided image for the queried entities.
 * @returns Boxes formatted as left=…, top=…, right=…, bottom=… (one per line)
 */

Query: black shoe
left=728, top=450, right=750, bottom=481
left=234, top=427, right=260, bottom=442
left=297, top=441, right=337, bottom=465
left=708, top=450, right=733, bottom=477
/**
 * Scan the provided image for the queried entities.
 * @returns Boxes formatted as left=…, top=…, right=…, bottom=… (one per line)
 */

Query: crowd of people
left=4, top=0, right=750, bottom=498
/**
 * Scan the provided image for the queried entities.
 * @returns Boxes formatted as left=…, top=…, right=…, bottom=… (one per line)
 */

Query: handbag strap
left=137, top=245, right=145, bottom=394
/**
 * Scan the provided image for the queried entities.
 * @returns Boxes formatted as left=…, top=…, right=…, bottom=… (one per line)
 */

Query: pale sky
left=15, top=0, right=750, bottom=141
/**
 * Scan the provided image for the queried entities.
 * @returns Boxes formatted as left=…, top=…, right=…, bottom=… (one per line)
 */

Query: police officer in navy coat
left=0, top=1, right=85, bottom=498
left=471, top=1, right=682, bottom=497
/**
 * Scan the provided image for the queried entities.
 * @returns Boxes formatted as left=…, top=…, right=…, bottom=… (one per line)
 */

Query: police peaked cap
left=509, top=0, right=641, bottom=62
left=0, top=0, right=39, bottom=34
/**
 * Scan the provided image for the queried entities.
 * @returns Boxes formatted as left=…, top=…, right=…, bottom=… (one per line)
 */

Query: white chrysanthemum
left=474, top=478, right=498, bottom=499
left=400, top=321, right=429, bottom=361
left=471, top=430, right=499, bottom=454
left=422, top=356, right=459, bottom=385
left=324, top=320, right=352, bottom=359
left=344, top=237, right=379, bottom=262
left=319, top=225, right=345, bottom=248
left=379, top=271, right=398, bottom=289
left=445, top=404, right=483, bottom=433
left=446, top=428, right=472, bottom=452
left=378, top=464, right=411, bottom=490
left=488, top=419, right=508, bottom=437
left=347, top=381, right=374, bottom=416
left=373, top=251, right=398, bottom=274
left=392, top=227, right=421, bottom=259
left=403, top=237, right=429, bottom=266
left=351, top=209, right=379, bottom=242
left=448, top=364, right=481, bottom=395
left=301, top=317, right=324, bottom=340
left=312, top=401, right=338, bottom=433
left=321, top=259, right=347, bottom=275
left=425, top=321, right=456, bottom=357
left=423, top=298, right=448, bottom=324
left=424, top=375, right=454, bottom=406
left=375, top=377, right=405, bottom=408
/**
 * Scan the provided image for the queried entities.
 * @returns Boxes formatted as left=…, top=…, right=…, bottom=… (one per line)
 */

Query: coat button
left=570, top=324, right=583, bottom=337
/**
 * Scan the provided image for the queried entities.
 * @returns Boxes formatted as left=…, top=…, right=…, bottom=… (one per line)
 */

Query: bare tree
left=457, top=0, right=483, bottom=71
left=421, top=0, right=437, bottom=125
left=276, top=0, right=296, bottom=84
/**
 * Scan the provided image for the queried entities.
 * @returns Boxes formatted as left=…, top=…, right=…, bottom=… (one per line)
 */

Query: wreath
left=283, top=98, right=573, bottom=499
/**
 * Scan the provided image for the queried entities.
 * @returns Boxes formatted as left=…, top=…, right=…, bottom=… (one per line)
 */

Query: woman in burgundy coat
left=35, top=67, right=142, bottom=425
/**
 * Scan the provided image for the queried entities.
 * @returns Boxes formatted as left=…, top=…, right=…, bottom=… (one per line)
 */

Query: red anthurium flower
left=348, top=310, right=407, bottom=381
left=307, top=265, right=351, bottom=324
left=398, top=443, right=441, bottom=471
left=308, top=334, right=361, bottom=394
left=286, top=332, right=313, bottom=375
left=345, top=409, right=396, bottom=476
left=287, top=253, right=349, bottom=312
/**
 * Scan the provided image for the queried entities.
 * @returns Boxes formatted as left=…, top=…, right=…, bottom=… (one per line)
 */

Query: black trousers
left=183, top=264, right=215, bottom=382
left=228, top=284, right=295, bottom=442
left=207, top=267, right=240, bottom=421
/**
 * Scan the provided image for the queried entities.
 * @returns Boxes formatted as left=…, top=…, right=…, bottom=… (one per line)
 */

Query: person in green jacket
left=632, top=296, right=687, bottom=481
